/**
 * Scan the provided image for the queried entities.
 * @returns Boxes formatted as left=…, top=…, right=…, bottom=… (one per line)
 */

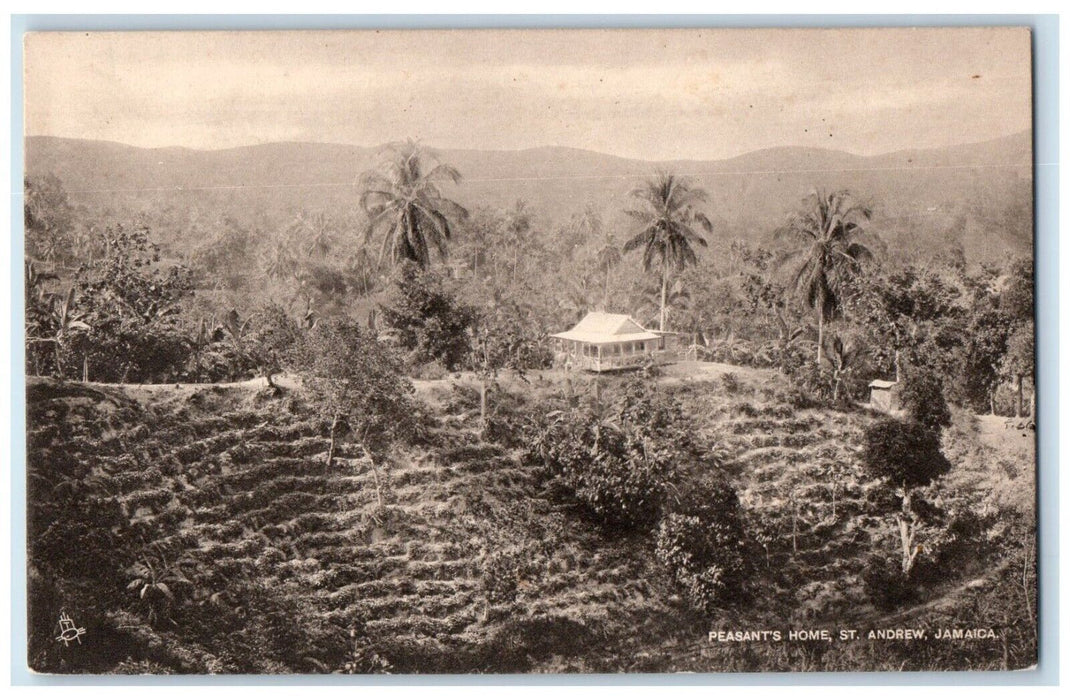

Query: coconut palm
left=595, top=234, right=622, bottom=311
left=262, top=236, right=299, bottom=283
left=359, top=140, right=468, bottom=270
left=622, top=172, right=712, bottom=331
left=288, top=210, right=336, bottom=259
left=503, top=199, right=533, bottom=283
left=776, top=189, right=874, bottom=365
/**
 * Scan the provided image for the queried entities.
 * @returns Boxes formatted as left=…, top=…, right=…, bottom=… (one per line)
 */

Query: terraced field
left=27, top=368, right=1035, bottom=673
left=27, top=377, right=680, bottom=673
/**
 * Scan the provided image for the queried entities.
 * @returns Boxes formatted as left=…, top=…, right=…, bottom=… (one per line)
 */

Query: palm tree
left=288, top=210, right=336, bottom=259
left=622, top=172, right=712, bottom=331
left=776, top=189, right=873, bottom=365
left=262, top=236, right=298, bottom=283
left=359, top=140, right=468, bottom=270
left=504, top=199, right=532, bottom=283
left=595, top=234, right=622, bottom=311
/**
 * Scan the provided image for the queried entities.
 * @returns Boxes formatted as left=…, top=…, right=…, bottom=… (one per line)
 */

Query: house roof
left=550, top=312, right=662, bottom=345
left=868, top=379, right=899, bottom=389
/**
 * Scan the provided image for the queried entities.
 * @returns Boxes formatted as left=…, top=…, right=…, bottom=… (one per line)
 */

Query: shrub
left=655, top=476, right=749, bottom=613
left=862, top=554, right=917, bottom=610
left=526, top=380, right=695, bottom=532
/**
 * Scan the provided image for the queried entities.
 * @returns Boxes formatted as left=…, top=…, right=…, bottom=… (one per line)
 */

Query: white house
left=550, top=312, right=667, bottom=372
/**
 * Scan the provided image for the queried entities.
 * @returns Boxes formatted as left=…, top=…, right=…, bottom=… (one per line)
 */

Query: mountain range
left=24, top=131, right=1033, bottom=265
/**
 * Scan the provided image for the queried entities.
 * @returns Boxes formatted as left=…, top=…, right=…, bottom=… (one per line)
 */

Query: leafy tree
left=379, top=261, right=477, bottom=370
left=776, top=189, right=874, bottom=364
left=360, top=140, right=468, bottom=269
left=61, top=226, right=193, bottom=382
left=292, top=319, right=415, bottom=469
left=862, top=417, right=951, bottom=574
left=898, top=368, right=952, bottom=431
left=623, top=172, right=712, bottom=331
left=1001, top=321, right=1035, bottom=419
left=842, top=265, right=965, bottom=382
left=25, top=174, right=75, bottom=270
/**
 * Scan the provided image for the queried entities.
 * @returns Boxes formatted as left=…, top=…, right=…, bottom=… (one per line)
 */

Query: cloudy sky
left=24, top=28, right=1031, bottom=161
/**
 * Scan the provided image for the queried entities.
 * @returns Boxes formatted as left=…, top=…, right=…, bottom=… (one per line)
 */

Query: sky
left=23, top=28, right=1032, bottom=162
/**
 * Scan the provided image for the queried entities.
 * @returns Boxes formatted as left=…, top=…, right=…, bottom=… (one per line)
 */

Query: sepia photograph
left=21, top=26, right=1037, bottom=674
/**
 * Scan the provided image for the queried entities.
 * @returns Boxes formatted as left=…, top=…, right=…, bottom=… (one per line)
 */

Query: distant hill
left=24, top=131, right=1033, bottom=265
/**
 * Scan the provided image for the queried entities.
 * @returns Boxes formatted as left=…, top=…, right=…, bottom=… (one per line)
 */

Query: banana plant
left=822, top=332, right=858, bottom=403
left=25, top=286, right=91, bottom=378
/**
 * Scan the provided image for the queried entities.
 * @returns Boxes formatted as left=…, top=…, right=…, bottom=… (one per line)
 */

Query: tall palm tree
left=776, top=189, right=873, bottom=365
left=622, top=172, right=712, bottom=331
left=359, top=140, right=468, bottom=270
left=594, top=230, right=622, bottom=311
left=504, top=199, right=532, bottom=283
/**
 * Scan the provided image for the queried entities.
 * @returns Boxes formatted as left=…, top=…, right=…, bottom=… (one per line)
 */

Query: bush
left=898, top=368, right=952, bottom=432
left=655, top=476, right=749, bottom=613
left=526, top=380, right=695, bottom=532
left=862, top=554, right=917, bottom=610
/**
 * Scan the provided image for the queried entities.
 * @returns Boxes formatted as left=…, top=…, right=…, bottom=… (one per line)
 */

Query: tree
left=503, top=199, right=533, bottom=283
left=379, top=262, right=477, bottom=370
left=1002, top=321, right=1035, bottom=419
left=359, top=140, right=468, bottom=270
left=59, top=226, right=193, bottom=382
left=655, top=475, right=749, bottom=613
left=862, top=418, right=951, bottom=574
left=25, top=174, right=75, bottom=271
left=777, top=189, right=874, bottom=365
left=898, top=368, right=952, bottom=432
left=467, top=298, right=551, bottom=436
left=287, top=210, right=336, bottom=259
left=622, top=172, right=712, bottom=331
left=292, top=320, right=415, bottom=470
left=821, top=332, right=858, bottom=403
left=595, top=233, right=622, bottom=311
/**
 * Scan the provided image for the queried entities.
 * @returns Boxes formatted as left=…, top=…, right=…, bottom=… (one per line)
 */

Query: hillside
left=26, top=365, right=1036, bottom=673
left=25, top=131, right=1033, bottom=265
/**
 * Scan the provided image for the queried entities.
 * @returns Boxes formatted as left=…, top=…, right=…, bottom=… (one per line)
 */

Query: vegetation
left=359, top=140, right=468, bottom=270
left=623, top=173, right=712, bottom=331
left=23, top=139, right=1036, bottom=673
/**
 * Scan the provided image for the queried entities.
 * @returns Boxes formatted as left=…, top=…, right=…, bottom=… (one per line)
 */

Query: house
left=550, top=312, right=668, bottom=372
left=868, top=379, right=901, bottom=412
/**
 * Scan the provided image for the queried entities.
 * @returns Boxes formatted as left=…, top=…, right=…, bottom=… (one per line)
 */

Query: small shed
left=868, top=379, right=901, bottom=412
left=550, top=312, right=666, bottom=372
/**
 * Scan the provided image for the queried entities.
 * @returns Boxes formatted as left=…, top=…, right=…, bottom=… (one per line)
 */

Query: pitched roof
left=550, top=312, right=662, bottom=345
left=868, top=379, right=899, bottom=389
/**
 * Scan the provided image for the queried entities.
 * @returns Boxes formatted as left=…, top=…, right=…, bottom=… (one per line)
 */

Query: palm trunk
left=659, top=259, right=668, bottom=333
left=816, top=307, right=824, bottom=366
left=1016, top=374, right=1024, bottom=417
